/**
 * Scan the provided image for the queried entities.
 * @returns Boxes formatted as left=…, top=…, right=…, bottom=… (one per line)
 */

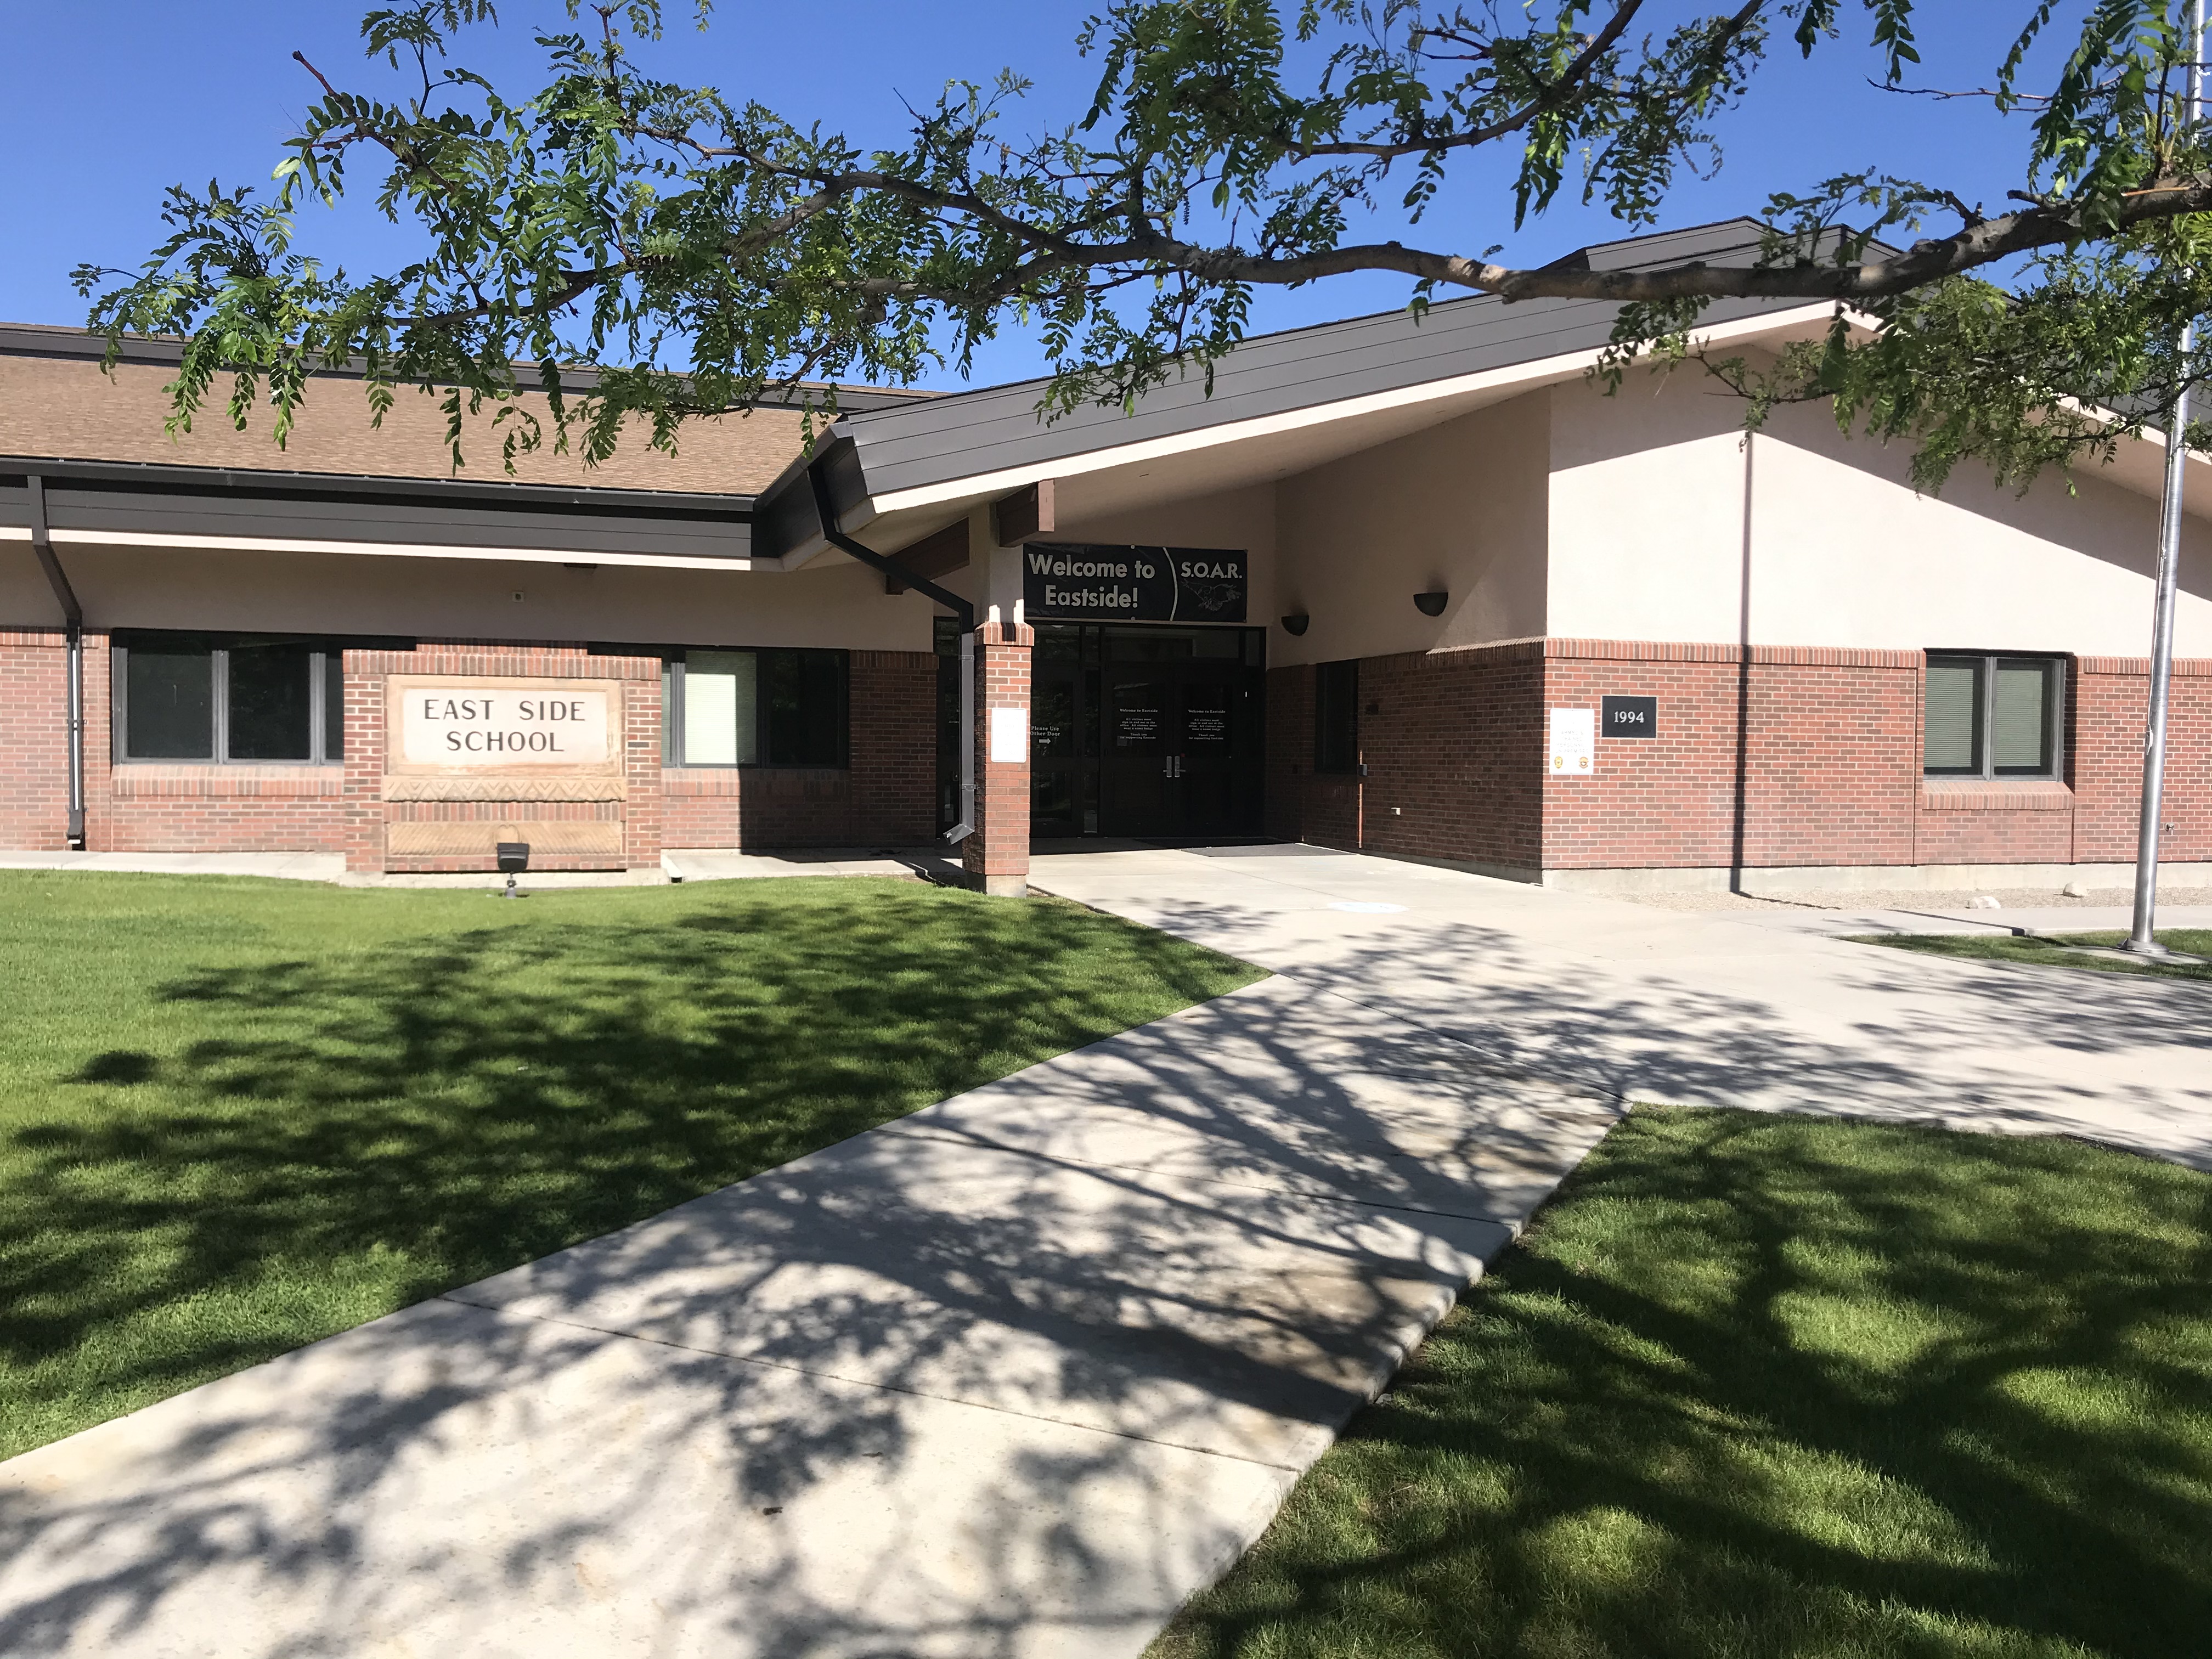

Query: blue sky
left=1, top=4, right=2074, bottom=392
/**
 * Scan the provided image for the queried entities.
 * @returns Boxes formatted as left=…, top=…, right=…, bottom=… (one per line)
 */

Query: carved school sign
left=393, top=680, right=614, bottom=769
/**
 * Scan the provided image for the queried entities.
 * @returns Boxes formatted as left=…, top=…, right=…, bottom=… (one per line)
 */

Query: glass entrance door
left=1022, top=623, right=1264, bottom=843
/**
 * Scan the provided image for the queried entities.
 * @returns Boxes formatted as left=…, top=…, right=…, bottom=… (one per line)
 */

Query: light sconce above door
left=1280, top=613, right=1311, bottom=636
left=1413, top=591, right=1449, bottom=617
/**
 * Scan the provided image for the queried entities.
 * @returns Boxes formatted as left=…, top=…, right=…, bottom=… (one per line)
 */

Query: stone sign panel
left=384, top=676, right=625, bottom=786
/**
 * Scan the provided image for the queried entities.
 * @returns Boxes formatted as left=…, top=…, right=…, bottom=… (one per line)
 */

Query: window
left=113, top=633, right=346, bottom=763
left=1314, top=659, right=1359, bottom=775
left=1924, top=653, right=2066, bottom=778
left=662, top=648, right=848, bottom=766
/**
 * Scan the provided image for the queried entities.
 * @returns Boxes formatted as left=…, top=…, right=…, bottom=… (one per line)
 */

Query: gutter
left=804, top=464, right=978, bottom=843
left=25, top=476, right=86, bottom=849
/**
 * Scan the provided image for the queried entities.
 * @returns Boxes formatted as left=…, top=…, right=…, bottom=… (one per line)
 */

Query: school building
left=2, top=221, right=2207, bottom=894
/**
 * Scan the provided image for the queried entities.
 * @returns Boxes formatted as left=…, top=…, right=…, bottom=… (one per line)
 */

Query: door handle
left=1162, top=755, right=1184, bottom=779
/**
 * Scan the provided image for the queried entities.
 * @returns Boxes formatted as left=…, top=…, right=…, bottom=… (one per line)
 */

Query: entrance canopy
left=755, top=217, right=2212, bottom=578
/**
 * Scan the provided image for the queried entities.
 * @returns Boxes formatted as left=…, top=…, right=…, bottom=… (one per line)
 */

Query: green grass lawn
left=1853, top=928, right=2212, bottom=984
left=0, top=871, right=1259, bottom=1462
left=1154, top=1107, right=2212, bottom=1659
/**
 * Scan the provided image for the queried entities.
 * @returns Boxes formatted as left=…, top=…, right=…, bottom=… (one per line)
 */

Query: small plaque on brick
left=1600, top=695, right=1657, bottom=739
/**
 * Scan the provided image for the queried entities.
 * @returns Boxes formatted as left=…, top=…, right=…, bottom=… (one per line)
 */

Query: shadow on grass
left=0, top=879, right=1255, bottom=1459
left=1155, top=1106, right=2212, bottom=1659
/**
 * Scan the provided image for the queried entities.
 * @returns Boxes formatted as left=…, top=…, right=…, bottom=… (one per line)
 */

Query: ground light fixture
left=1414, top=591, right=1449, bottom=617
left=1280, top=613, right=1311, bottom=636
left=495, top=828, right=531, bottom=899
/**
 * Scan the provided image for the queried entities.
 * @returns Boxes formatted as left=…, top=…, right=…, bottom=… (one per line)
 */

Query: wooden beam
left=881, top=519, right=971, bottom=595
left=991, top=479, right=1055, bottom=547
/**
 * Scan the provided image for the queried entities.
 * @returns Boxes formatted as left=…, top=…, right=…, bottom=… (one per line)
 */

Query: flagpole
left=2126, top=0, right=2205, bottom=957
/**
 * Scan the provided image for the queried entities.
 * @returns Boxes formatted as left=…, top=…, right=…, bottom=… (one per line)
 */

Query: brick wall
left=1263, top=662, right=1360, bottom=851
left=343, top=643, right=664, bottom=874
left=0, top=629, right=71, bottom=848
left=1362, top=642, right=1547, bottom=871
left=2070, top=657, right=2212, bottom=865
left=658, top=650, right=937, bottom=848
left=1539, top=642, right=1922, bottom=871
left=1270, top=637, right=2212, bottom=875
left=1263, top=641, right=1548, bottom=872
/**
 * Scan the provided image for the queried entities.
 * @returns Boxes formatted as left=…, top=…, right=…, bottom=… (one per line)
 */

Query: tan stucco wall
left=1545, top=373, right=2212, bottom=656
left=0, top=543, right=940, bottom=652
left=1271, top=392, right=1549, bottom=667
left=0, top=353, right=828, bottom=494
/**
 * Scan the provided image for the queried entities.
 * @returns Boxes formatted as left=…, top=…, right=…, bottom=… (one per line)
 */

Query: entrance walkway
left=7, top=849, right=2204, bottom=1658
left=0, top=975, right=1616, bottom=1658
left=1030, top=846, right=2212, bottom=1169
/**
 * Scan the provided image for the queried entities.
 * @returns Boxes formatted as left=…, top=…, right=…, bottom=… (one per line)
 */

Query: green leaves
left=69, top=0, right=2212, bottom=495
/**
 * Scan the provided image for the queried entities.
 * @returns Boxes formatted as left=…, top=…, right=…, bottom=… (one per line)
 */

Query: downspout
left=26, top=476, right=86, bottom=850
left=804, top=465, right=979, bottom=843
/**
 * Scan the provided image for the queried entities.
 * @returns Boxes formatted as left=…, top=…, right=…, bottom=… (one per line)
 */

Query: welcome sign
left=387, top=676, right=619, bottom=772
left=1022, top=542, right=1248, bottom=623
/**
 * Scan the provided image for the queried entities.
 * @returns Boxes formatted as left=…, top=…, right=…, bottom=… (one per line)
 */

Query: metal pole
left=25, top=476, right=87, bottom=850
left=2126, top=0, right=2205, bottom=956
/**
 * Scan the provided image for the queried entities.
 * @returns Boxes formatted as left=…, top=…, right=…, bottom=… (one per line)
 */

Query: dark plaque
left=1023, top=543, right=1248, bottom=623
left=1600, top=695, right=1657, bottom=739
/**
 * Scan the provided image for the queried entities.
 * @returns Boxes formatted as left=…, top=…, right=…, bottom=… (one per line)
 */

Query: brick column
left=963, top=614, right=1033, bottom=896
left=340, top=647, right=385, bottom=874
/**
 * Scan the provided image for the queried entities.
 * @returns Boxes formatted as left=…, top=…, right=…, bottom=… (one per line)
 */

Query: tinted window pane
left=762, top=650, right=845, bottom=765
left=1923, top=658, right=1982, bottom=773
left=1112, top=681, right=1165, bottom=752
left=1315, top=660, right=1358, bottom=774
left=683, top=651, right=758, bottom=765
left=124, top=646, right=215, bottom=759
left=227, top=643, right=314, bottom=760
left=1032, top=678, right=1076, bottom=758
left=323, top=653, right=345, bottom=760
left=1993, top=659, right=2055, bottom=774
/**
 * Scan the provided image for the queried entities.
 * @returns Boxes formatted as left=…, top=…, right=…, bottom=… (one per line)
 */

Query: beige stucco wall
left=1545, top=373, right=2212, bottom=656
left=1270, top=391, right=1549, bottom=667
left=0, top=543, right=939, bottom=651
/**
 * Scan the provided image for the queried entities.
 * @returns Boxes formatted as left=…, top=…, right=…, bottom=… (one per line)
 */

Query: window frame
left=111, top=633, right=347, bottom=766
left=1313, top=658, right=1360, bottom=776
left=1922, top=651, right=2068, bottom=781
left=661, top=646, right=851, bottom=769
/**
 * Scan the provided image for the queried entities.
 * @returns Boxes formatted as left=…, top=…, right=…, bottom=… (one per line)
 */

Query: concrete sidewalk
left=1030, top=847, right=2212, bottom=1169
left=0, top=976, right=1618, bottom=1659
left=0, top=850, right=346, bottom=881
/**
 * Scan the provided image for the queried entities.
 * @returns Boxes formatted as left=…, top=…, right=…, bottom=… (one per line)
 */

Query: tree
left=71, top=1, right=2212, bottom=487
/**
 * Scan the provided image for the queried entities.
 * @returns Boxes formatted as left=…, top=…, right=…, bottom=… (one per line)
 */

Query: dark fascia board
left=0, top=454, right=754, bottom=523
left=0, top=321, right=936, bottom=415
left=806, top=217, right=1872, bottom=505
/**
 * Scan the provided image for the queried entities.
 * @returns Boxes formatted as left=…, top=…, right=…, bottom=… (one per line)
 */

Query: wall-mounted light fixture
left=1280, top=613, right=1311, bottom=636
left=1413, top=590, right=1448, bottom=617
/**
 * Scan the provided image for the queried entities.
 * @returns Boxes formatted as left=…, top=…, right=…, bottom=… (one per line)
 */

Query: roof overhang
left=779, top=303, right=1848, bottom=567
left=0, top=458, right=783, bottom=572
left=771, top=300, right=2212, bottom=573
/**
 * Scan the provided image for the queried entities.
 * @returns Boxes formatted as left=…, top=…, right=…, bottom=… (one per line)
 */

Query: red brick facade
left=659, top=650, right=938, bottom=849
left=1265, top=637, right=2212, bottom=876
left=5, top=625, right=2203, bottom=878
left=0, top=633, right=937, bottom=867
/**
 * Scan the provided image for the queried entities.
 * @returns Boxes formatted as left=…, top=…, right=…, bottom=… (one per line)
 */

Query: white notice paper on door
left=1549, top=707, right=1594, bottom=777
left=990, top=706, right=1029, bottom=764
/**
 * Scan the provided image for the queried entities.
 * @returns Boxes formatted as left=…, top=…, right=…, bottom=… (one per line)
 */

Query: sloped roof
left=756, top=218, right=1838, bottom=554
